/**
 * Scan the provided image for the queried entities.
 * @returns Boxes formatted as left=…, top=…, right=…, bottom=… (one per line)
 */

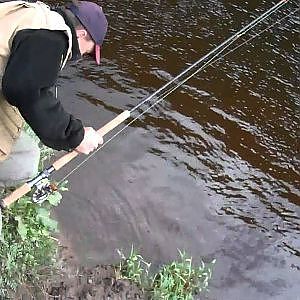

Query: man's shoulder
left=11, top=29, right=68, bottom=58
left=14, top=29, right=68, bottom=44
left=9, top=28, right=69, bottom=66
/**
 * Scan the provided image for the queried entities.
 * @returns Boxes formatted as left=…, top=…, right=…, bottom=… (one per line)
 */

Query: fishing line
left=152, top=6, right=300, bottom=103
left=145, top=1, right=297, bottom=104
left=58, top=4, right=297, bottom=186
left=131, top=0, right=289, bottom=114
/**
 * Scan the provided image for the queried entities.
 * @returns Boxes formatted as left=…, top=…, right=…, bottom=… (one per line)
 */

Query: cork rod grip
left=2, top=183, right=31, bottom=208
left=52, top=151, right=79, bottom=171
left=53, top=110, right=130, bottom=171
left=97, top=110, right=130, bottom=136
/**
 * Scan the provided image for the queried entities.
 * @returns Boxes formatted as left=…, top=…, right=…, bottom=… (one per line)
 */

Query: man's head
left=67, top=0, right=108, bottom=64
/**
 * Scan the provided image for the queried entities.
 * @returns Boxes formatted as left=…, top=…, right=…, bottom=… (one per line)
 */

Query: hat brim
left=95, top=44, right=101, bottom=65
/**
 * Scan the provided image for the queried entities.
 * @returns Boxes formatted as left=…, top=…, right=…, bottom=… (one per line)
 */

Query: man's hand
left=75, top=127, right=103, bottom=154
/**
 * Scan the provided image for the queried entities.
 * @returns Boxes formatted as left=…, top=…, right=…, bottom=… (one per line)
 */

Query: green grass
left=117, top=245, right=151, bottom=286
left=118, top=247, right=215, bottom=300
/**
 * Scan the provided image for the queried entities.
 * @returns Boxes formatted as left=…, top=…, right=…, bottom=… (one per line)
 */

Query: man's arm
left=2, top=29, right=84, bottom=151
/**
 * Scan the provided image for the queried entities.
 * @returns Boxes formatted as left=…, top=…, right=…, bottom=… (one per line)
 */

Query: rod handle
left=2, top=183, right=31, bottom=208
left=97, top=110, right=130, bottom=136
left=53, top=110, right=130, bottom=171
left=52, top=151, right=79, bottom=171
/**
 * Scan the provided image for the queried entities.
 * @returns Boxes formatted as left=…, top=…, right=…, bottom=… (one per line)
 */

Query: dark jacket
left=1, top=8, right=84, bottom=151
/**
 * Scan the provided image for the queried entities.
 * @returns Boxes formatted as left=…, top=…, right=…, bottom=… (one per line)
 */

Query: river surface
left=49, top=0, right=299, bottom=299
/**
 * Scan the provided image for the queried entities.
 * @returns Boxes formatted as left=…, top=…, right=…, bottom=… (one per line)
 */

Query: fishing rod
left=58, top=2, right=299, bottom=189
left=0, top=0, right=292, bottom=218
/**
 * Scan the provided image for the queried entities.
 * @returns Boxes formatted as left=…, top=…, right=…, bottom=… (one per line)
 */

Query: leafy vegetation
left=118, top=245, right=151, bottom=286
left=0, top=193, right=62, bottom=297
left=118, top=247, right=215, bottom=300
left=0, top=125, right=63, bottom=298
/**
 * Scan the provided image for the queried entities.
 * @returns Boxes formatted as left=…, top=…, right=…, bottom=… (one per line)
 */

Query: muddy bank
left=15, top=241, right=145, bottom=300
left=45, top=243, right=145, bottom=300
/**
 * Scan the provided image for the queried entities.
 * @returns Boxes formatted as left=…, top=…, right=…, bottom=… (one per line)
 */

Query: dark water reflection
left=49, top=0, right=299, bottom=299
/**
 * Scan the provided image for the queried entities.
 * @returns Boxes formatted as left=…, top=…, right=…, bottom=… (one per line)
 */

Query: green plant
left=118, top=247, right=215, bottom=300
left=152, top=250, right=215, bottom=300
left=117, top=245, right=151, bottom=286
left=0, top=191, right=63, bottom=298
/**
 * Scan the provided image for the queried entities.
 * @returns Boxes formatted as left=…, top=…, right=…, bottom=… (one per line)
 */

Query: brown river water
left=47, top=0, right=299, bottom=299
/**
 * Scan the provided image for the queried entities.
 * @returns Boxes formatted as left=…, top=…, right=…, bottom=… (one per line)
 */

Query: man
left=0, top=0, right=107, bottom=188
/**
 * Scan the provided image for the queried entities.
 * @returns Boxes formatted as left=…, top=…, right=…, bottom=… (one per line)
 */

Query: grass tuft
left=118, top=247, right=215, bottom=300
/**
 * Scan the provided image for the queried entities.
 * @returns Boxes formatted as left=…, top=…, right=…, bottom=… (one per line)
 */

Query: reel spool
left=32, top=179, right=56, bottom=204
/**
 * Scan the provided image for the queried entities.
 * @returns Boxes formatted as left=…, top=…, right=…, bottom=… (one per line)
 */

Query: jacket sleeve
left=2, top=29, right=84, bottom=151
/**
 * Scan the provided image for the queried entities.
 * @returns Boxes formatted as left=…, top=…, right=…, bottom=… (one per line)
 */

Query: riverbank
left=3, top=219, right=212, bottom=299
left=1, top=126, right=213, bottom=299
left=15, top=238, right=145, bottom=299
left=1, top=178, right=211, bottom=300
left=14, top=234, right=214, bottom=299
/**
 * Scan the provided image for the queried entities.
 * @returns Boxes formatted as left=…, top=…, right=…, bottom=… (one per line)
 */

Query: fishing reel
left=29, top=167, right=57, bottom=204
left=32, top=178, right=58, bottom=204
